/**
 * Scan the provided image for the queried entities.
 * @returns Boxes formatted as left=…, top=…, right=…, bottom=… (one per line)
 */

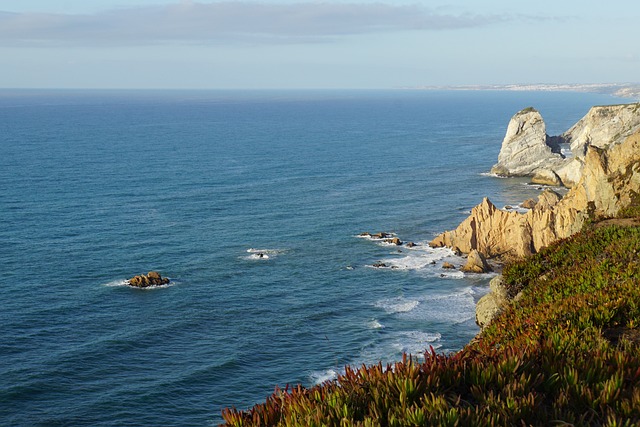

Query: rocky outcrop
left=491, top=103, right=640, bottom=188
left=429, top=191, right=577, bottom=259
left=127, top=271, right=170, bottom=288
left=475, top=275, right=510, bottom=328
left=431, top=130, right=640, bottom=259
left=563, top=103, right=640, bottom=155
left=490, top=108, right=564, bottom=177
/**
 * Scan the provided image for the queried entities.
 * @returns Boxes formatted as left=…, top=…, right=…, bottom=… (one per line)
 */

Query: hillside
left=221, top=217, right=640, bottom=426
left=221, top=104, right=640, bottom=426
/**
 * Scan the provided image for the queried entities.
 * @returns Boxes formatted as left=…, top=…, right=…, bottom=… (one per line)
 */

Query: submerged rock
left=127, top=271, right=170, bottom=288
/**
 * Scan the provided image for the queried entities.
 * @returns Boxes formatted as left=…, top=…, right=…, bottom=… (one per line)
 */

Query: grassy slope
left=222, top=222, right=640, bottom=426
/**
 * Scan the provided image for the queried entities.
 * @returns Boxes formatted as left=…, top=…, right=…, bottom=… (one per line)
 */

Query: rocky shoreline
left=430, top=101, right=640, bottom=328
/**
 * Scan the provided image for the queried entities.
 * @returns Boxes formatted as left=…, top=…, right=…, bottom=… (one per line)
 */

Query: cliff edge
left=491, top=103, right=640, bottom=188
left=431, top=103, right=640, bottom=260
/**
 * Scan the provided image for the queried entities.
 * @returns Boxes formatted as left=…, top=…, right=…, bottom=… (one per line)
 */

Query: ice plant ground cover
left=223, top=218, right=640, bottom=426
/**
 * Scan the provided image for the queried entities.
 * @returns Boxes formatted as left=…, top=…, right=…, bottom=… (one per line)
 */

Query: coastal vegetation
left=221, top=218, right=640, bottom=426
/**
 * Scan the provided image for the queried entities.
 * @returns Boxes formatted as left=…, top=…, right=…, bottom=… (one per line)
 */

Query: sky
left=0, top=0, right=638, bottom=89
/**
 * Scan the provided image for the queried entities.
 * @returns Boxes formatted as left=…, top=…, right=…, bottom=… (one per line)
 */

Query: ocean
left=0, top=89, right=624, bottom=426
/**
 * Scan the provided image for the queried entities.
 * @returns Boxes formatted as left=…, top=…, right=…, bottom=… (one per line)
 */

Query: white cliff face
left=490, top=109, right=564, bottom=177
left=563, top=103, right=640, bottom=155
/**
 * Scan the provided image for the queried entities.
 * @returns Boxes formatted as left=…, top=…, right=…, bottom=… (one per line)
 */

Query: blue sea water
left=0, top=89, right=624, bottom=426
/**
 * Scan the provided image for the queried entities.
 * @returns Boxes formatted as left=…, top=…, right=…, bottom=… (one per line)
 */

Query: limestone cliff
left=431, top=130, right=640, bottom=258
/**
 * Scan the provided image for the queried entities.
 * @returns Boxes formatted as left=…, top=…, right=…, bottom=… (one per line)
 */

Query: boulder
left=476, top=275, right=509, bottom=328
left=385, top=237, right=402, bottom=246
left=442, top=262, right=455, bottom=269
left=127, top=271, right=170, bottom=288
left=521, top=198, right=537, bottom=209
left=461, top=250, right=492, bottom=273
left=371, top=232, right=392, bottom=239
left=554, top=157, right=583, bottom=188
left=531, top=168, right=561, bottom=186
left=536, top=189, right=562, bottom=210
left=405, top=242, right=417, bottom=248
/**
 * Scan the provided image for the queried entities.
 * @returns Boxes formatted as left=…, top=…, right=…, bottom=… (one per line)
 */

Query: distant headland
left=407, top=83, right=640, bottom=99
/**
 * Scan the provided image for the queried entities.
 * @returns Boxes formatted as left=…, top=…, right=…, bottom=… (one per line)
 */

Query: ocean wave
left=102, top=279, right=128, bottom=287
left=310, top=369, right=339, bottom=385
left=371, top=245, right=463, bottom=274
left=503, top=205, right=530, bottom=214
left=102, top=279, right=174, bottom=290
left=392, top=331, right=442, bottom=355
left=368, top=319, right=385, bottom=329
left=243, top=248, right=284, bottom=261
left=375, top=297, right=419, bottom=314
left=479, top=172, right=508, bottom=178
left=397, top=288, right=478, bottom=324
left=355, top=232, right=397, bottom=241
left=437, top=270, right=465, bottom=279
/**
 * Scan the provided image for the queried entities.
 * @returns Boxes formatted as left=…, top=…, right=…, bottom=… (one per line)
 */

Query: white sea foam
left=102, top=279, right=173, bottom=289
left=243, top=248, right=283, bottom=261
left=372, top=244, right=463, bottom=276
left=247, top=248, right=282, bottom=254
left=310, top=369, right=339, bottom=385
left=357, top=330, right=443, bottom=366
left=375, top=297, right=419, bottom=314
left=397, top=288, right=478, bottom=324
left=438, top=270, right=465, bottom=279
left=504, top=205, right=529, bottom=214
left=479, top=172, right=508, bottom=179
left=392, top=331, right=443, bottom=355
left=103, top=279, right=128, bottom=287
left=368, top=319, right=385, bottom=329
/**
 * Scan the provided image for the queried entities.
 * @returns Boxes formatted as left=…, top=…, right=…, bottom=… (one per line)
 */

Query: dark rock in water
left=372, top=232, right=392, bottom=239
left=127, top=271, right=170, bottom=288
left=504, top=205, right=513, bottom=210
left=442, top=262, right=456, bottom=269
left=385, top=237, right=403, bottom=246
left=405, top=242, right=417, bottom=248
left=359, top=232, right=372, bottom=237
left=372, top=262, right=388, bottom=268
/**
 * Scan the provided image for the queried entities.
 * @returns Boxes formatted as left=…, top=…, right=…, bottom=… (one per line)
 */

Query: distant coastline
left=408, top=83, right=640, bottom=99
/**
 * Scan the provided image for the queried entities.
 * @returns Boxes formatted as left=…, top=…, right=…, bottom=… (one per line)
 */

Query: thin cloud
left=0, top=2, right=512, bottom=46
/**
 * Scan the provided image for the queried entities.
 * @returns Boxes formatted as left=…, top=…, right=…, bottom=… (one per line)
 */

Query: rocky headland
left=430, top=102, right=640, bottom=327
left=432, top=102, right=640, bottom=260
left=223, top=101, right=640, bottom=426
